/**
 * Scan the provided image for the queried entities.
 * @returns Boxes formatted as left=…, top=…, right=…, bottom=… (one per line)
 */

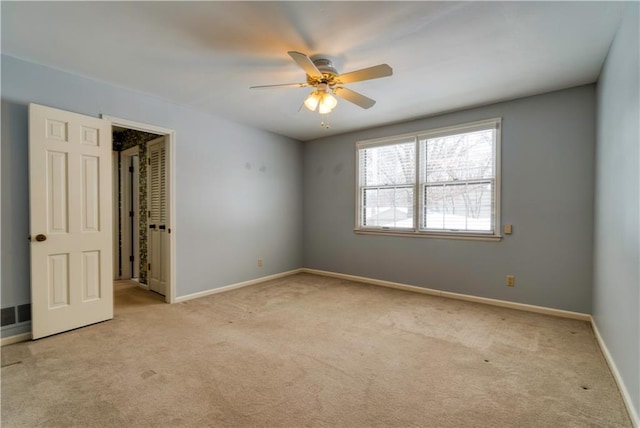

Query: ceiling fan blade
left=249, top=83, right=309, bottom=89
left=337, top=64, right=393, bottom=84
left=333, top=87, right=376, bottom=109
left=288, top=51, right=323, bottom=79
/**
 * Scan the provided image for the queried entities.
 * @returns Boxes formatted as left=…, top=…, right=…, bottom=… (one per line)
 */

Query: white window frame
left=355, top=118, right=502, bottom=241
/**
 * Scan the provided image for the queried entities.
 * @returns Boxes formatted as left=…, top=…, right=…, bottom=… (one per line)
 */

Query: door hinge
left=148, top=263, right=151, bottom=270
left=129, top=166, right=133, bottom=173
left=148, top=211, right=151, bottom=218
left=148, top=158, right=151, bottom=165
left=129, top=255, right=134, bottom=262
left=129, top=211, right=134, bottom=217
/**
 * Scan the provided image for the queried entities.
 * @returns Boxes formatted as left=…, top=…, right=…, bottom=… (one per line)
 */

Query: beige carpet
left=1, top=274, right=632, bottom=427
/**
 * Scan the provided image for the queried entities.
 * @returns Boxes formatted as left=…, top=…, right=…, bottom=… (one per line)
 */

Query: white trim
left=167, top=130, right=176, bottom=304
left=301, top=268, right=590, bottom=321
left=356, top=134, right=418, bottom=150
left=495, top=117, right=502, bottom=238
left=417, top=117, right=502, bottom=141
left=1, top=332, right=32, bottom=346
left=102, top=115, right=177, bottom=304
left=174, top=269, right=304, bottom=303
left=118, top=147, right=139, bottom=280
left=591, top=317, right=640, bottom=427
left=355, top=118, right=501, bottom=149
left=121, top=145, right=139, bottom=157
left=354, top=117, right=502, bottom=239
left=354, top=230, right=502, bottom=242
left=102, top=115, right=174, bottom=135
left=354, top=142, right=360, bottom=230
left=112, top=151, right=119, bottom=279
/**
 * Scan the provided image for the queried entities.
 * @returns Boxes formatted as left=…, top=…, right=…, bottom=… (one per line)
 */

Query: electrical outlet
left=258, top=258, right=263, bottom=267
left=506, top=275, right=515, bottom=286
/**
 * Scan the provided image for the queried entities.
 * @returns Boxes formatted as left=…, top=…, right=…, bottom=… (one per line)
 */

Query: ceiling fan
left=250, top=51, right=393, bottom=117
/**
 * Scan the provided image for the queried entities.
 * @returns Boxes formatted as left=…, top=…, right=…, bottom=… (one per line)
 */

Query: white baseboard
left=174, top=268, right=304, bottom=303
left=1, top=332, right=32, bottom=347
left=591, top=318, right=639, bottom=427
left=301, top=268, right=591, bottom=321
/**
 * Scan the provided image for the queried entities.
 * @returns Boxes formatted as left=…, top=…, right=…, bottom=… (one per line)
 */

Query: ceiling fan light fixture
left=304, top=91, right=320, bottom=111
left=318, top=92, right=337, bottom=114
left=251, top=51, right=392, bottom=127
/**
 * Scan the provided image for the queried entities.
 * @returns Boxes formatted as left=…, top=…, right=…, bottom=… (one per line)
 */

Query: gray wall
left=303, top=85, right=595, bottom=314
left=1, top=55, right=304, bottom=337
left=594, top=1, right=640, bottom=419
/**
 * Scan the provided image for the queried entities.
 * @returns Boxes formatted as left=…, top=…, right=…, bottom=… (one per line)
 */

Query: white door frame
left=112, top=151, right=119, bottom=280
left=103, top=115, right=176, bottom=304
left=124, top=148, right=141, bottom=281
left=117, top=146, right=140, bottom=282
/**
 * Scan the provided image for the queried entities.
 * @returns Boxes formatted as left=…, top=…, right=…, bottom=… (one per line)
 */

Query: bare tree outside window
left=360, top=141, right=415, bottom=228
left=421, top=130, right=495, bottom=231
left=356, top=118, right=500, bottom=236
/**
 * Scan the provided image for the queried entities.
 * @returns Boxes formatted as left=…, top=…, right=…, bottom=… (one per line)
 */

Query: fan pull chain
left=320, top=113, right=330, bottom=129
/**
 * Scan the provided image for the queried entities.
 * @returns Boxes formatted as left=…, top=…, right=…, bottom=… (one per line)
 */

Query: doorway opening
left=113, top=144, right=140, bottom=282
left=107, top=116, right=176, bottom=304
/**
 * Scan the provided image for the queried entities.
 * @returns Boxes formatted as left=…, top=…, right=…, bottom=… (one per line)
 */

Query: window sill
left=354, top=229, right=502, bottom=242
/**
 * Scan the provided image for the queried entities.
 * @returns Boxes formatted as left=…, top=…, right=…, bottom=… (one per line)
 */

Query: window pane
left=423, top=185, right=444, bottom=229
left=423, top=182, right=493, bottom=231
left=421, top=130, right=494, bottom=183
left=363, top=186, right=414, bottom=228
left=360, top=142, right=415, bottom=186
left=357, top=118, right=499, bottom=236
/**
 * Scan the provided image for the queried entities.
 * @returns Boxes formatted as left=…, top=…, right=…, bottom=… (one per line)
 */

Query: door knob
left=35, top=234, right=47, bottom=242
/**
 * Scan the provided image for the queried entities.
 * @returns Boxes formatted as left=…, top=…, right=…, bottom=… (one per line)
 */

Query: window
left=356, top=118, right=501, bottom=239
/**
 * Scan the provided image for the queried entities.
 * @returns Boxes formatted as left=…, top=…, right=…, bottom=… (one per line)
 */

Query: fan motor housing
left=307, top=58, right=339, bottom=86
left=312, top=58, right=338, bottom=76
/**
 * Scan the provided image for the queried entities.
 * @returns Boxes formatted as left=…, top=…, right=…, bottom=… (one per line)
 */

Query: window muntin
left=356, top=119, right=500, bottom=238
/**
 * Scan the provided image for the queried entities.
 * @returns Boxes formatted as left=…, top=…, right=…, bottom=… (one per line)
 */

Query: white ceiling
left=1, top=1, right=625, bottom=141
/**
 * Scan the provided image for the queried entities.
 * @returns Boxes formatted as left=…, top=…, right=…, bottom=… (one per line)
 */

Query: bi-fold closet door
left=147, top=137, right=168, bottom=296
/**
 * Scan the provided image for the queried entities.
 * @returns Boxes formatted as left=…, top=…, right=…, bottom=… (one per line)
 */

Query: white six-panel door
left=29, top=103, right=113, bottom=339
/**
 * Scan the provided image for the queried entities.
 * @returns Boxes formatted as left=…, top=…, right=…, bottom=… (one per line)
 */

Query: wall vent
left=17, top=304, right=31, bottom=323
left=1, top=305, right=31, bottom=327
left=1, top=307, right=16, bottom=327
